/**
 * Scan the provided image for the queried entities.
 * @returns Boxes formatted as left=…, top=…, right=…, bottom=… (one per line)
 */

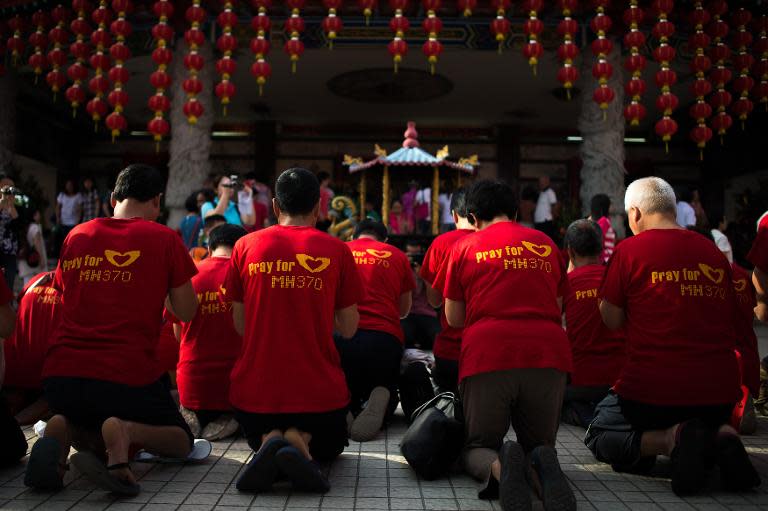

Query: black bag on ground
left=398, top=362, right=435, bottom=422
left=400, top=392, right=464, bottom=480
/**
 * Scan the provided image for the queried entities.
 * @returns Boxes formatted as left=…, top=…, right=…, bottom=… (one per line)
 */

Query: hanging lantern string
left=622, top=0, right=647, bottom=127
left=148, top=0, right=174, bottom=150
left=250, top=0, right=272, bottom=97
left=706, top=0, right=732, bottom=145
left=216, top=0, right=238, bottom=115
left=556, top=0, right=579, bottom=101
left=688, top=0, right=713, bottom=160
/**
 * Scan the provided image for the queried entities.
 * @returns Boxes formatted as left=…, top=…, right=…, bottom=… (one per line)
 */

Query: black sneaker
left=670, top=419, right=715, bottom=496
left=530, top=445, right=576, bottom=511
left=275, top=446, right=330, bottom=493
left=499, top=441, right=532, bottom=511
left=236, top=437, right=290, bottom=492
left=716, top=434, right=761, bottom=491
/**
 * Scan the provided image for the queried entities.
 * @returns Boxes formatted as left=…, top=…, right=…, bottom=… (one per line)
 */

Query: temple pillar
left=577, top=44, right=626, bottom=238
left=166, top=39, right=214, bottom=228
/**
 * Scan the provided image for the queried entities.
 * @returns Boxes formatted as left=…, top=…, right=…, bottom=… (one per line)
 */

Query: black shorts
left=619, top=396, right=733, bottom=432
left=43, top=376, right=193, bottom=448
left=235, top=407, right=348, bottom=462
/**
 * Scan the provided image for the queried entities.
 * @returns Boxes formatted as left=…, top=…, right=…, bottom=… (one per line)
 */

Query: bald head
left=625, top=177, right=676, bottom=216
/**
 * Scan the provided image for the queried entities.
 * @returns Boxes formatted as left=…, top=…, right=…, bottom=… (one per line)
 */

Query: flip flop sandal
left=236, top=437, right=291, bottom=492
left=133, top=439, right=213, bottom=464
left=24, top=437, right=65, bottom=491
left=274, top=446, right=330, bottom=493
left=70, top=451, right=140, bottom=497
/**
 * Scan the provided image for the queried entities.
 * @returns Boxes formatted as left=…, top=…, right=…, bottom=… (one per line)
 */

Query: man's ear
left=272, top=197, right=281, bottom=218
left=111, top=193, right=117, bottom=209
left=452, top=210, right=459, bottom=224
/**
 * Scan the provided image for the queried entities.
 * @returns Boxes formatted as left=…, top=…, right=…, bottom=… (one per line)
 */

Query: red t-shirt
left=435, top=221, right=572, bottom=382
left=172, top=256, right=242, bottom=411
left=44, top=218, right=198, bottom=386
left=420, top=228, right=473, bottom=361
left=225, top=224, right=363, bottom=413
left=154, top=320, right=179, bottom=374
left=3, top=274, right=60, bottom=389
left=596, top=216, right=616, bottom=264
left=600, top=228, right=742, bottom=406
left=564, top=264, right=626, bottom=387
left=253, top=202, right=269, bottom=231
left=346, top=238, right=415, bottom=342
left=731, top=263, right=760, bottom=395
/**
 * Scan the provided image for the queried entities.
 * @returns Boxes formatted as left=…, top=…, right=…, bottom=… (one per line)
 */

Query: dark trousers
left=534, top=221, right=557, bottom=242
left=460, top=368, right=566, bottom=482
left=334, top=329, right=403, bottom=415
left=585, top=392, right=734, bottom=473
left=562, top=385, right=611, bottom=428
left=0, top=395, right=27, bottom=467
left=433, top=357, right=459, bottom=395
left=401, top=314, right=440, bottom=350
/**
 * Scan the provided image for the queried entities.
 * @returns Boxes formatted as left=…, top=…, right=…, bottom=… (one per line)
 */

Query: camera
left=1, top=186, right=20, bottom=196
left=223, top=174, right=243, bottom=190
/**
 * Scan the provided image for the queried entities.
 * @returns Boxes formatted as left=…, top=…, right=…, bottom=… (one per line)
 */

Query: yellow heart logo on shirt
left=733, top=279, right=747, bottom=292
left=104, top=250, right=141, bottom=268
left=296, top=254, right=331, bottom=273
left=366, top=249, right=392, bottom=259
left=522, top=241, right=552, bottom=258
left=698, top=263, right=725, bottom=284
left=219, top=285, right=227, bottom=296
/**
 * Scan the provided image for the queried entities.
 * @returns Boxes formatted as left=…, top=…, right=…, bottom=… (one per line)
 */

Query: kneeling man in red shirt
left=587, top=177, right=760, bottom=495
left=435, top=180, right=575, bottom=511
left=25, top=164, right=199, bottom=495
left=226, top=168, right=362, bottom=494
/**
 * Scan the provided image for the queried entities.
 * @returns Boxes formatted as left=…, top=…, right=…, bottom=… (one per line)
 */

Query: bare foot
left=101, top=417, right=136, bottom=485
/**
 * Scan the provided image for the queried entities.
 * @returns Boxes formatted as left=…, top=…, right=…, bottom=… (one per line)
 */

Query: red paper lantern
left=7, top=15, right=25, bottom=67
left=105, top=111, right=127, bottom=142
left=707, top=0, right=733, bottom=142
left=389, top=0, right=409, bottom=72
left=690, top=124, right=713, bottom=160
left=147, top=116, right=170, bottom=148
left=730, top=7, right=754, bottom=128
left=522, top=0, right=543, bottom=75
left=651, top=0, right=677, bottom=147
left=28, top=10, right=50, bottom=82
left=358, top=0, right=377, bottom=25
left=591, top=0, right=614, bottom=116
left=490, top=0, right=510, bottom=53
left=624, top=102, right=647, bottom=127
left=556, top=0, right=579, bottom=99
left=250, top=1, right=272, bottom=96
left=182, top=0, right=206, bottom=124
left=458, top=0, right=476, bottom=17
left=215, top=0, right=238, bottom=114
left=86, top=97, right=108, bottom=126
left=322, top=0, right=343, bottom=49
left=755, top=15, right=768, bottom=109
left=421, top=0, right=443, bottom=74
left=285, top=0, right=306, bottom=73
left=148, top=93, right=170, bottom=114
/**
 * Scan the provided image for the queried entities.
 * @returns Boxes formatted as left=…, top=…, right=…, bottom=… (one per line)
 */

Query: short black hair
left=564, top=219, right=603, bottom=258
left=450, top=187, right=469, bottom=218
left=465, top=180, right=518, bottom=223
left=112, top=164, right=164, bottom=202
left=184, top=192, right=199, bottom=213
left=203, top=214, right=227, bottom=229
left=198, top=188, right=216, bottom=204
left=354, top=219, right=388, bottom=241
left=590, top=194, right=611, bottom=219
left=706, top=205, right=724, bottom=229
left=675, top=185, right=693, bottom=203
left=208, top=224, right=248, bottom=251
left=275, top=168, right=320, bottom=216
left=317, top=171, right=330, bottom=182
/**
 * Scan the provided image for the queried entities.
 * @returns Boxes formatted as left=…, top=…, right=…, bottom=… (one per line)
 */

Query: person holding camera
left=0, top=173, right=20, bottom=290
left=201, top=174, right=255, bottom=227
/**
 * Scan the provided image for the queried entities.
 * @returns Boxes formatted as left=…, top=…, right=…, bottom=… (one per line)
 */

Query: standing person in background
left=692, top=189, right=708, bottom=230
left=18, top=209, right=48, bottom=285
left=534, top=176, right=559, bottom=240
left=414, top=186, right=432, bottom=234
left=178, top=192, right=203, bottom=250
left=708, top=208, right=733, bottom=263
left=316, top=171, right=334, bottom=232
left=401, top=181, right=419, bottom=230
left=438, top=188, right=454, bottom=233
left=590, top=194, right=616, bottom=264
left=55, top=179, right=83, bottom=257
left=200, top=174, right=255, bottom=227
left=0, top=174, right=19, bottom=289
left=401, top=241, right=440, bottom=351
left=517, top=186, right=537, bottom=228
left=81, top=177, right=101, bottom=223
left=675, top=186, right=696, bottom=228
left=389, top=200, right=413, bottom=235
left=250, top=188, right=269, bottom=231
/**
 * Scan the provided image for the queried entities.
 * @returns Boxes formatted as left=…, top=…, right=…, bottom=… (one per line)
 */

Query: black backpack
left=400, top=392, right=464, bottom=480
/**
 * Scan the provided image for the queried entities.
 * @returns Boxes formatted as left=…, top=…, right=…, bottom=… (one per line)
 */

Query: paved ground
left=1, top=325, right=767, bottom=511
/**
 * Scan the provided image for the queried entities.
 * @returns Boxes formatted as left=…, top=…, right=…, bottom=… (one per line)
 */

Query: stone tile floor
left=0, top=416, right=767, bottom=511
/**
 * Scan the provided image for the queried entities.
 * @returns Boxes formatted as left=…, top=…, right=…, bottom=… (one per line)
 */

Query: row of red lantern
left=147, top=0, right=173, bottom=147
left=556, top=0, right=579, bottom=100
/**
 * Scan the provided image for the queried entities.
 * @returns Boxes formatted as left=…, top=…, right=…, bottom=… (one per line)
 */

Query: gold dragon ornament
left=328, top=196, right=358, bottom=240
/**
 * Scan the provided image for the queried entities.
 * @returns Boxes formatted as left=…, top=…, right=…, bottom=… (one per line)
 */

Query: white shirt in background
left=676, top=201, right=696, bottom=227
left=711, top=229, right=733, bottom=263
left=534, top=188, right=557, bottom=223
left=438, top=193, right=453, bottom=225
left=57, top=192, right=83, bottom=226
